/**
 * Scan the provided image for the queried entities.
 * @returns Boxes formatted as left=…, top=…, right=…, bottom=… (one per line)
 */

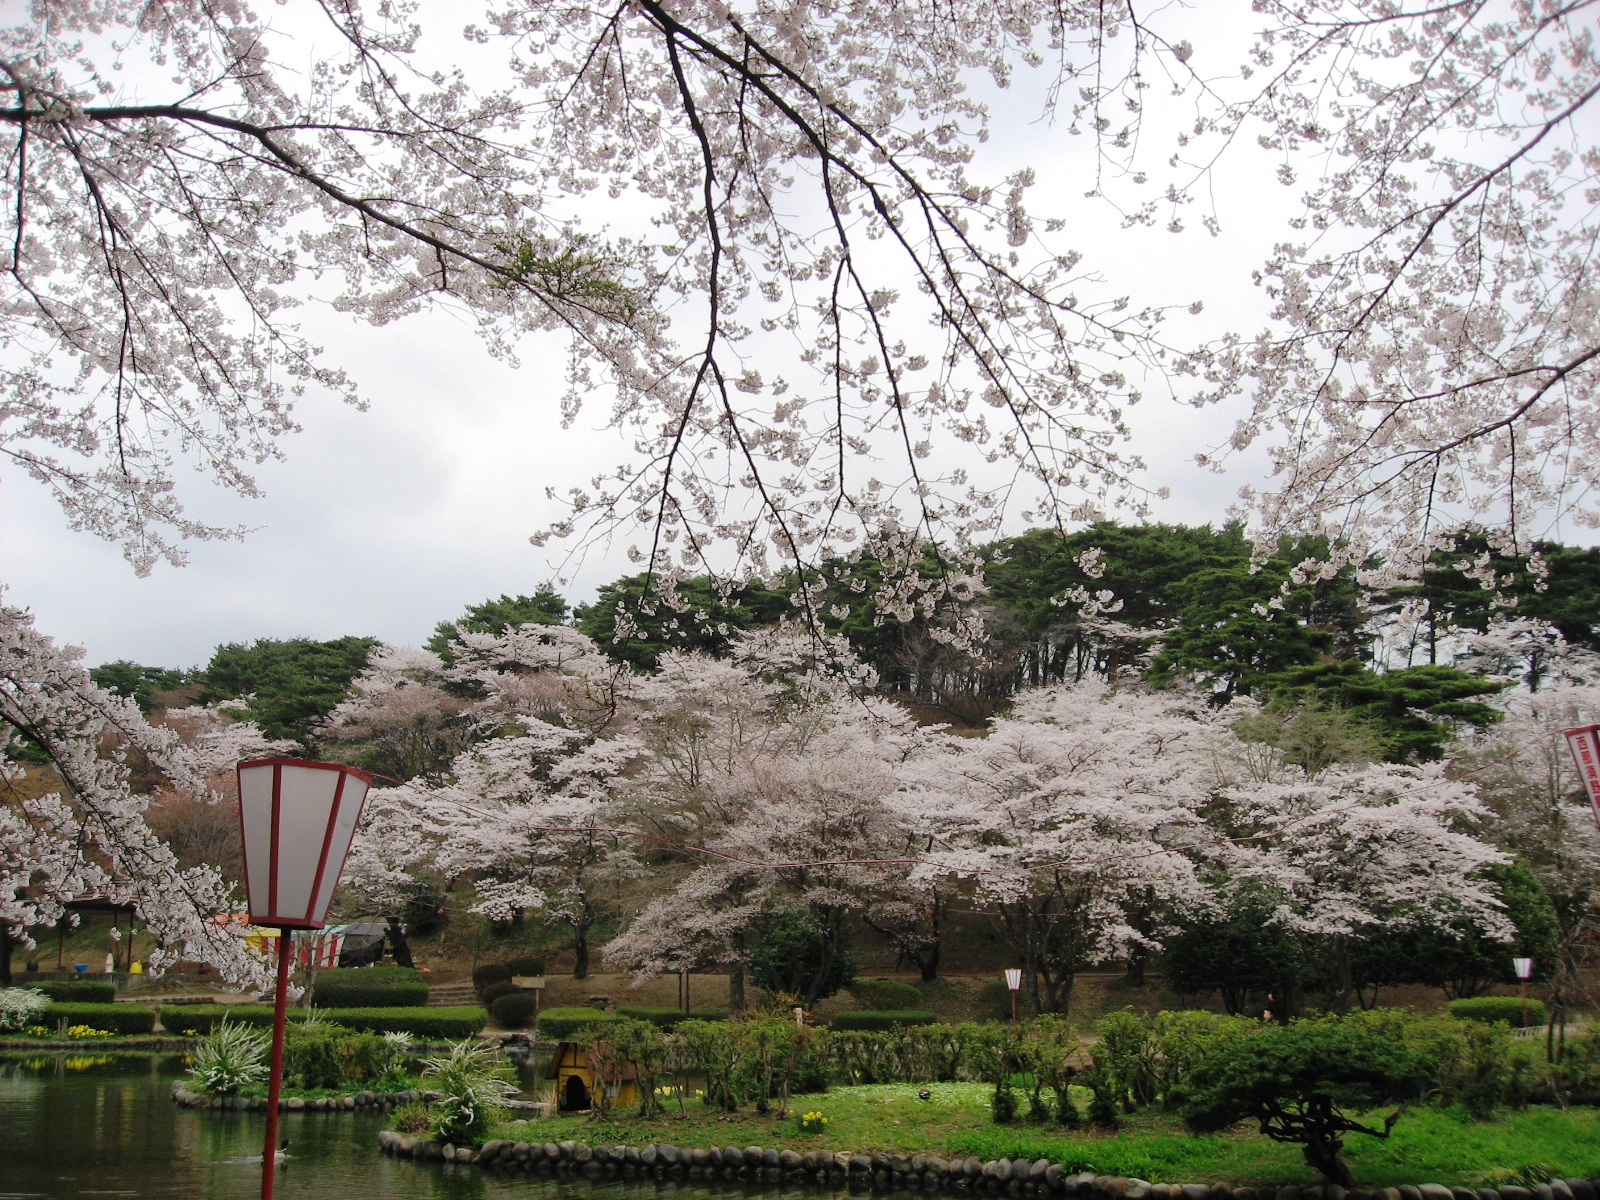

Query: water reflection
left=0, top=1055, right=845, bottom=1200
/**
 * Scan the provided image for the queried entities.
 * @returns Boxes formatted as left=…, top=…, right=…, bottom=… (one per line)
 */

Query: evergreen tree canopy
left=424, top=588, right=570, bottom=661
left=196, top=636, right=379, bottom=748
left=88, top=661, right=191, bottom=713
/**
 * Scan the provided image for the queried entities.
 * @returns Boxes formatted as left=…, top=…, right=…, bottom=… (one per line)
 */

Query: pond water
left=0, top=1053, right=641, bottom=1200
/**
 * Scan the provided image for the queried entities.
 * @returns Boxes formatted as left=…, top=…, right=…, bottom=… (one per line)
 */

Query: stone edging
left=171, top=1081, right=547, bottom=1117
left=377, top=1134, right=1600, bottom=1200
left=173, top=1082, right=414, bottom=1113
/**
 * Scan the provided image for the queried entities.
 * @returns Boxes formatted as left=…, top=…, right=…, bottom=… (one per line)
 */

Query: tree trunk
left=386, top=917, right=414, bottom=968
left=1301, top=1127, right=1353, bottom=1187
left=573, top=921, right=590, bottom=980
left=729, top=931, right=746, bottom=1014
left=0, top=924, right=12, bottom=986
left=919, top=945, right=940, bottom=982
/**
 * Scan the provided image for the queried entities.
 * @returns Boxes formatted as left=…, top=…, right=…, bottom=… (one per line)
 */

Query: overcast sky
left=3, top=5, right=1308, bottom=670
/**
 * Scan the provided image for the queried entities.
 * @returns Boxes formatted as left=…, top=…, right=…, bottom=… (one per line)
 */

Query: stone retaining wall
left=377, top=1133, right=1600, bottom=1200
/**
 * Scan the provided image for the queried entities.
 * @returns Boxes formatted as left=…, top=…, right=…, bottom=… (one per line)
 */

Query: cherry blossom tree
left=895, top=681, right=1223, bottom=1014
left=319, top=646, right=475, bottom=783
left=1204, top=755, right=1509, bottom=1012
left=344, top=625, right=649, bottom=977
left=1461, top=683, right=1600, bottom=1038
left=1192, top=2, right=1600, bottom=576
left=0, top=602, right=261, bottom=985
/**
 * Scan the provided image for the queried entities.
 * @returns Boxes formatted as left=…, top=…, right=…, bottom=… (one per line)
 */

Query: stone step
left=427, top=981, right=478, bottom=1007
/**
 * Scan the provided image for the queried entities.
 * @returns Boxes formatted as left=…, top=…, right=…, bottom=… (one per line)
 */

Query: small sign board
left=1562, top=724, right=1600, bottom=831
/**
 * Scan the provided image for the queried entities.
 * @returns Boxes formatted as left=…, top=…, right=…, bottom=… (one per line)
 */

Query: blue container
left=72, top=962, right=89, bottom=974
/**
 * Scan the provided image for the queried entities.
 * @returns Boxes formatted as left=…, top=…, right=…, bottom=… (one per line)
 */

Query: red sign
left=1562, top=725, right=1600, bottom=832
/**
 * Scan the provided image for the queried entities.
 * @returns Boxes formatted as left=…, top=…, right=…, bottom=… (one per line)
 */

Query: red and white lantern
left=1562, top=725, right=1600, bottom=832
left=237, top=758, right=372, bottom=930
left=236, top=757, right=372, bottom=1200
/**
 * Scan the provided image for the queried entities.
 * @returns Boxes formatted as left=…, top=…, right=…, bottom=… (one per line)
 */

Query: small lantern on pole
left=237, top=757, right=372, bottom=1200
left=1004, top=968, right=1023, bottom=1029
left=1513, top=956, right=1534, bottom=1030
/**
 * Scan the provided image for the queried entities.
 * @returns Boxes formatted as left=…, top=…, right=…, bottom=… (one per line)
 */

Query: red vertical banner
left=1562, top=724, right=1600, bottom=832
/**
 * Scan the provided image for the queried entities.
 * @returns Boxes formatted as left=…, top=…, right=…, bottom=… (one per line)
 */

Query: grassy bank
left=496, top=1083, right=1600, bottom=1188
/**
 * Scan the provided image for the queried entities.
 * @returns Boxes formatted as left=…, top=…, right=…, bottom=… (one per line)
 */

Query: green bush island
left=309, top=966, right=428, bottom=1008
left=851, top=978, right=923, bottom=1010
left=1449, top=996, right=1547, bottom=1028
left=831, top=1010, right=939, bottom=1031
left=283, top=1023, right=400, bottom=1089
left=479, top=981, right=521, bottom=1006
left=45, top=1002, right=155, bottom=1035
left=504, top=956, right=545, bottom=976
left=537, top=1006, right=620, bottom=1039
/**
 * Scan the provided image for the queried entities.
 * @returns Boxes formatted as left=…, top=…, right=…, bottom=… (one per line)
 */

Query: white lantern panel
left=237, top=758, right=372, bottom=927
left=238, top=762, right=276, bottom=923
left=274, top=765, right=343, bottom=922
left=309, top=774, right=370, bottom=926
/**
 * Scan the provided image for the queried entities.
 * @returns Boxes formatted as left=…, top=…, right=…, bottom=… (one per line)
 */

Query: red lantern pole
left=261, top=931, right=292, bottom=1200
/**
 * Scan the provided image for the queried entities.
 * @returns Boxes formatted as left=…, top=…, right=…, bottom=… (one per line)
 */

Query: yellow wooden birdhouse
left=544, top=1041, right=639, bottom=1113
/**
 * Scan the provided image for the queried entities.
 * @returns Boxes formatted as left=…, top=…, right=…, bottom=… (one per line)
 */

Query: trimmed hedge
left=472, top=963, right=511, bottom=994
left=850, top=978, right=923, bottom=1011
left=504, top=956, right=545, bottom=976
left=829, top=1009, right=939, bottom=1031
left=479, top=981, right=521, bottom=1006
left=537, top=1006, right=621, bottom=1039
left=310, top=966, right=428, bottom=1009
left=616, top=1006, right=727, bottom=1029
left=1448, top=995, right=1547, bottom=1028
left=47, top=1002, right=156, bottom=1035
left=32, top=979, right=117, bottom=1003
left=158, top=1004, right=270, bottom=1036
left=490, top=992, right=541, bottom=1029
left=160, top=1003, right=486, bottom=1039
left=319, top=1006, right=486, bottom=1038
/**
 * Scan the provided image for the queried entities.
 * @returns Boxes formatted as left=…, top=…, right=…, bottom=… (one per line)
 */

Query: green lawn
left=495, top=1082, right=1600, bottom=1188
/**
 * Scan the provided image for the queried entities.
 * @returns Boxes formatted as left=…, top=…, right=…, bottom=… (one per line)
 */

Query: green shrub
left=322, top=1007, right=486, bottom=1039
left=46, top=1002, right=156, bottom=1035
left=421, top=1039, right=515, bottom=1144
left=974, top=980, right=1013, bottom=1019
left=479, top=981, right=520, bottom=1006
left=537, top=1006, right=621, bottom=1039
left=1449, top=996, right=1547, bottom=1028
left=284, top=1024, right=398, bottom=1089
left=472, top=963, right=511, bottom=995
left=33, top=979, right=117, bottom=1003
left=616, top=1005, right=727, bottom=1029
left=188, top=1020, right=269, bottom=1095
left=0, top=986, right=51, bottom=1032
left=504, top=956, right=545, bottom=976
left=490, top=992, right=541, bottom=1029
left=830, top=1010, right=939, bottom=1031
left=1182, top=1021, right=1430, bottom=1186
left=851, top=978, right=924, bottom=1010
left=310, top=966, right=428, bottom=1009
